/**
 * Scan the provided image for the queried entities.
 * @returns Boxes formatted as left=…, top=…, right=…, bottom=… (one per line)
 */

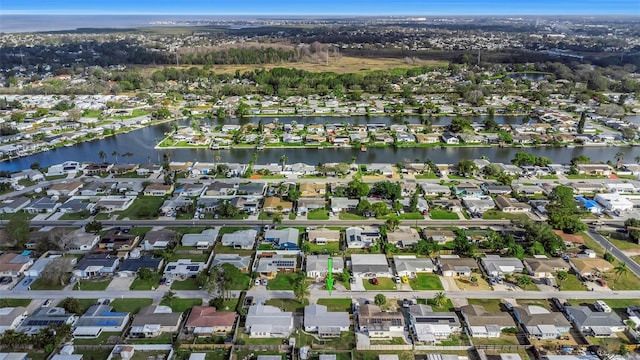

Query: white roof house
left=163, top=259, right=206, bottom=279
left=393, top=255, right=435, bottom=277
left=181, top=228, right=219, bottom=248
left=220, top=229, right=257, bottom=250
left=351, top=254, right=390, bottom=277
left=480, top=255, right=524, bottom=277
left=594, top=193, right=634, bottom=213
left=305, top=255, right=344, bottom=279
left=345, top=227, right=380, bottom=248
left=245, top=304, right=294, bottom=338
left=304, top=304, right=350, bottom=337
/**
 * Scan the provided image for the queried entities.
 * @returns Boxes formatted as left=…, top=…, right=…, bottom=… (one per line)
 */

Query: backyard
left=317, top=298, right=353, bottom=312
left=266, top=273, right=299, bottom=290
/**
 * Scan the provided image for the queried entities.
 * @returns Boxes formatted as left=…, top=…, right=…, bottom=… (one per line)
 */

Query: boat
left=256, top=144, right=265, bottom=150
left=361, top=145, right=367, bottom=152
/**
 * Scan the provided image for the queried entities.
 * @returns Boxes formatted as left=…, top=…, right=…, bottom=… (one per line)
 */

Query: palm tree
left=280, top=154, right=288, bottom=172
left=433, top=291, right=447, bottom=308
left=517, top=275, right=533, bottom=289
left=385, top=218, right=400, bottom=232
left=635, top=155, right=640, bottom=165
left=98, top=150, right=106, bottom=163
left=293, top=279, right=310, bottom=302
left=614, top=261, right=629, bottom=280
left=555, top=270, right=568, bottom=288
left=111, top=150, right=119, bottom=164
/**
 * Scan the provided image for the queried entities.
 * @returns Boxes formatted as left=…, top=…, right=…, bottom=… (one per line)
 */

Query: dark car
left=370, top=278, right=379, bottom=285
left=0, top=277, right=12, bottom=284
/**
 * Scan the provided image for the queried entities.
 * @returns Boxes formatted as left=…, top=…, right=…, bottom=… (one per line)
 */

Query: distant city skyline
left=1, top=0, right=638, bottom=15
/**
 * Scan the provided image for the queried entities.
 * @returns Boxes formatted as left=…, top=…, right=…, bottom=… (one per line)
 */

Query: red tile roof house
left=185, top=306, right=237, bottom=337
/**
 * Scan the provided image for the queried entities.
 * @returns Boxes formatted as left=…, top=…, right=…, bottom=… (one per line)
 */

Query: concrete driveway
left=107, top=277, right=134, bottom=291
left=13, top=276, right=38, bottom=292
left=350, top=277, right=365, bottom=291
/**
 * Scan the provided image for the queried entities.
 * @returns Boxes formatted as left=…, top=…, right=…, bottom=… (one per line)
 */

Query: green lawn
left=317, top=298, right=353, bottom=313
left=73, top=331, right=121, bottom=345
left=482, top=210, right=529, bottom=221
left=338, top=212, right=366, bottom=220
left=128, top=226, right=153, bottom=237
left=117, top=196, right=165, bottom=220
left=0, top=299, right=31, bottom=307
left=29, top=278, right=68, bottom=290
left=581, top=233, right=606, bottom=257
left=602, top=234, right=640, bottom=251
left=516, top=299, right=551, bottom=311
left=74, top=280, right=111, bottom=291
left=160, top=297, right=202, bottom=312
left=128, top=332, right=174, bottom=344
left=76, top=299, right=99, bottom=313
left=566, top=174, right=606, bottom=179
left=306, top=241, right=341, bottom=253
left=130, top=274, right=162, bottom=290
left=409, top=273, right=444, bottom=290
left=171, top=278, right=202, bottom=290
left=558, top=273, right=587, bottom=291
left=307, top=209, right=329, bottom=220
left=168, top=252, right=209, bottom=262
left=75, top=348, right=113, bottom=360
left=297, top=329, right=355, bottom=350
left=59, top=211, right=92, bottom=220
left=415, top=173, right=439, bottom=179
left=266, top=273, right=299, bottom=290
left=0, top=212, right=36, bottom=220
left=225, top=272, right=251, bottom=291
left=429, top=210, right=459, bottom=220
left=539, top=175, right=559, bottom=179
left=218, top=226, right=252, bottom=237
left=425, top=298, right=454, bottom=312
left=603, top=271, right=640, bottom=291
left=472, top=335, right=520, bottom=345
left=467, top=299, right=502, bottom=313
left=363, top=277, right=397, bottom=291
left=110, top=298, right=153, bottom=314
left=264, top=299, right=308, bottom=312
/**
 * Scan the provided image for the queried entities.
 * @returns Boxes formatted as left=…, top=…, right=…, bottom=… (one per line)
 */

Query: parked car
left=0, top=277, right=12, bottom=284
left=401, top=276, right=409, bottom=284
left=402, top=299, right=411, bottom=308
left=261, top=278, right=268, bottom=286
left=370, top=278, right=379, bottom=285
left=254, top=279, right=261, bottom=286
left=165, top=279, right=173, bottom=286
left=42, top=299, right=51, bottom=307
left=394, top=276, right=401, bottom=284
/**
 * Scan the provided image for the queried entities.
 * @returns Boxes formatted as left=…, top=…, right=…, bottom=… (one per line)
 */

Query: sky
left=1, top=0, right=638, bottom=15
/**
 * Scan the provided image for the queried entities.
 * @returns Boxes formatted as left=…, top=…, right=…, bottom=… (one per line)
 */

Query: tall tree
left=111, top=150, right=119, bottom=164
left=6, top=216, right=30, bottom=249
left=98, top=150, right=107, bottom=163
left=614, top=261, right=629, bottom=280
left=279, top=154, right=288, bottom=172
left=433, top=291, right=447, bottom=308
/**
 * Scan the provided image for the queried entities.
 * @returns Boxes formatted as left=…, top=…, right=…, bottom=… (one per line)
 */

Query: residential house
left=264, top=228, right=299, bottom=250
left=204, top=182, right=236, bottom=196
left=140, top=229, right=176, bottom=251
left=0, top=307, right=27, bottom=335
left=408, top=305, right=462, bottom=343
left=575, top=164, right=613, bottom=176
left=237, top=183, right=266, bottom=196
left=569, top=258, right=613, bottom=280
left=571, top=182, right=606, bottom=194
left=304, top=304, right=349, bottom=338
left=565, top=305, right=625, bottom=336
left=452, top=183, right=483, bottom=196
left=421, top=184, right=451, bottom=197
left=0, top=253, right=33, bottom=277
left=393, top=256, right=435, bottom=277
left=441, top=132, right=459, bottom=145
left=24, top=197, right=60, bottom=214
left=58, top=198, right=94, bottom=214
left=512, top=184, right=545, bottom=196
left=358, top=304, right=404, bottom=338
left=256, top=254, right=297, bottom=278
left=129, top=305, right=183, bottom=338
left=299, top=183, right=326, bottom=197
left=423, top=230, right=456, bottom=244
left=0, top=196, right=30, bottom=214
left=17, top=307, right=75, bottom=335
left=350, top=254, right=390, bottom=278
left=181, top=228, right=219, bottom=249
left=305, top=255, right=344, bottom=279
left=594, top=193, right=634, bottom=213
left=367, top=163, right=394, bottom=176
left=262, top=197, right=293, bottom=214
left=160, top=197, right=193, bottom=215
left=307, top=229, right=340, bottom=245
left=73, top=254, right=119, bottom=278
left=437, top=256, right=479, bottom=277
left=462, top=196, right=496, bottom=215
left=512, top=306, right=571, bottom=339
left=163, top=259, right=206, bottom=279
left=176, top=183, right=207, bottom=197
left=480, top=255, right=524, bottom=278
left=496, top=163, right=523, bottom=176
left=386, top=227, right=421, bottom=248
left=143, top=183, right=173, bottom=197
left=460, top=304, right=516, bottom=338
left=63, top=231, right=100, bottom=253
left=481, top=184, right=513, bottom=196
left=47, top=181, right=82, bottom=196
left=118, top=255, right=163, bottom=277
left=220, top=229, right=257, bottom=250
left=82, top=163, right=113, bottom=175
left=330, top=197, right=359, bottom=213
left=24, top=255, right=71, bottom=277
left=212, top=254, right=251, bottom=273
left=97, top=230, right=140, bottom=252
left=345, top=227, right=380, bottom=248
left=95, top=196, right=136, bottom=212
left=185, top=306, right=237, bottom=336
left=245, top=304, right=294, bottom=338
left=523, top=257, right=570, bottom=279
left=73, top=305, right=130, bottom=338
left=552, top=230, right=585, bottom=248
left=230, top=197, right=260, bottom=215
left=415, top=133, right=441, bottom=144
left=495, top=196, right=531, bottom=213
left=297, top=198, right=326, bottom=214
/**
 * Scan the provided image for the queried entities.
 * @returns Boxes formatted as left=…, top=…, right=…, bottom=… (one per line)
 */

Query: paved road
left=587, top=229, right=640, bottom=278
left=7, top=288, right=640, bottom=301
